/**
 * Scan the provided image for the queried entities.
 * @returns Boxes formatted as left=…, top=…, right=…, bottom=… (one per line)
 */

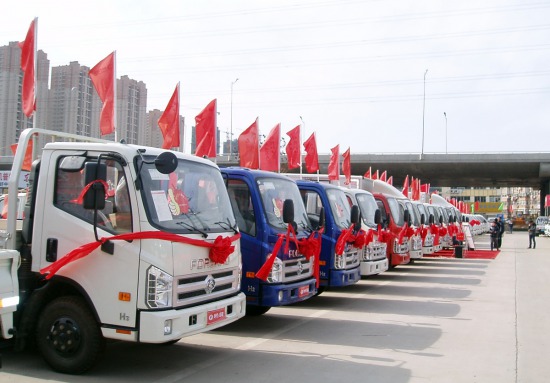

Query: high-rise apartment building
left=117, top=75, right=147, bottom=145
left=49, top=61, right=101, bottom=138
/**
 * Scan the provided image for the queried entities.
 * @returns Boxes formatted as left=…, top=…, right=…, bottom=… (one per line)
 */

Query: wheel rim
left=46, top=317, right=81, bottom=355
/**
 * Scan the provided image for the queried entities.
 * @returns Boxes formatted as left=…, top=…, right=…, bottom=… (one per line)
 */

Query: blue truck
left=294, top=180, right=361, bottom=291
left=221, top=168, right=318, bottom=315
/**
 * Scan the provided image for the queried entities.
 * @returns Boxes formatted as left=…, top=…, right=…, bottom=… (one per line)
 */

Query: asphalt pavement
left=1, top=230, right=549, bottom=383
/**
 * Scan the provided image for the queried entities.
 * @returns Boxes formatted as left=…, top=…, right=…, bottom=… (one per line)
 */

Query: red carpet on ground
left=424, top=249, right=499, bottom=260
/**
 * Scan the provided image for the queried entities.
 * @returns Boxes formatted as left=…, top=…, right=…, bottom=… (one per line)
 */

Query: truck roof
left=43, top=141, right=218, bottom=169
left=363, top=179, right=407, bottom=199
left=221, top=167, right=299, bottom=180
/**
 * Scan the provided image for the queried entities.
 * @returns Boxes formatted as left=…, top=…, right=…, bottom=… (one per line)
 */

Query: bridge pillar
left=540, top=180, right=550, bottom=216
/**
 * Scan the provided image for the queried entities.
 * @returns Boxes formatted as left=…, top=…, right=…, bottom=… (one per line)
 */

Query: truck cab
left=342, top=188, right=388, bottom=276
left=221, top=168, right=317, bottom=315
left=411, top=200, right=435, bottom=256
left=296, top=180, right=361, bottom=290
left=1, top=128, right=246, bottom=374
left=361, top=180, right=410, bottom=267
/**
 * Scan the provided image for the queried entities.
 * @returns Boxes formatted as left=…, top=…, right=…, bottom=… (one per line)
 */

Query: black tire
left=36, top=296, right=105, bottom=374
left=245, top=304, right=271, bottom=316
left=315, top=286, right=326, bottom=296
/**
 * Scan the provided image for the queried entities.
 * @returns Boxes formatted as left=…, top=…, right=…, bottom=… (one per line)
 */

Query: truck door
left=35, top=152, right=141, bottom=328
left=226, top=178, right=262, bottom=296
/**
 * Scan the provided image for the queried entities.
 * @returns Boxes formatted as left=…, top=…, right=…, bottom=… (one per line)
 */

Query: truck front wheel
left=36, top=296, right=105, bottom=374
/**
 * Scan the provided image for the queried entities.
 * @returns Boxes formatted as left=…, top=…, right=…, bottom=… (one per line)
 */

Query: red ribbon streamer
left=70, top=179, right=110, bottom=204
left=40, top=231, right=240, bottom=280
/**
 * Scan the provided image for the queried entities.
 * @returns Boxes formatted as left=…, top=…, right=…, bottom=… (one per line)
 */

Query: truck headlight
left=334, top=253, right=345, bottom=269
left=146, top=266, right=173, bottom=308
left=267, top=257, right=283, bottom=283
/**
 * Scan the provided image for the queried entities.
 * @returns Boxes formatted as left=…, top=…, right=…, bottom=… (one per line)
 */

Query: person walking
left=490, top=221, right=499, bottom=251
left=528, top=220, right=536, bottom=249
left=507, top=218, right=513, bottom=234
left=497, top=217, right=505, bottom=248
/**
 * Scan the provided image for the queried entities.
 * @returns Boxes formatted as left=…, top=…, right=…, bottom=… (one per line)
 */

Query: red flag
left=474, top=201, right=480, bottom=212
left=342, top=147, right=351, bottom=185
left=328, top=145, right=340, bottom=181
left=10, top=140, right=33, bottom=172
left=420, top=183, right=429, bottom=193
left=195, top=99, right=217, bottom=157
left=260, top=123, right=281, bottom=172
left=158, top=84, right=180, bottom=149
left=411, top=177, right=420, bottom=200
left=238, top=118, right=259, bottom=169
left=89, top=51, right=116, bottom=136
left=285, top=125, right=301, bottom=170
left=303, top=132, right=319, bottom=173
left=372, top=170, right=379, bottom=180
left=380, top=171, right=387, bottom=182
left=402, top=175, right=409, bottom=198
left=364, top=167, right=371, bottom=179
left=19, top=18, right=37, bottom=117
left=387, top=176, right=393, bottom=185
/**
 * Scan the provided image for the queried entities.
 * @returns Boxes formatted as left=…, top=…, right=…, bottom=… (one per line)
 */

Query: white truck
left=0, top=128, right=246, bottom=374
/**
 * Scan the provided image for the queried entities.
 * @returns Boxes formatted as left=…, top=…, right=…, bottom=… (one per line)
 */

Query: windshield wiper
left=214, top=220, right=239, bottom=234
left=176, top=219, right=208, bottom=238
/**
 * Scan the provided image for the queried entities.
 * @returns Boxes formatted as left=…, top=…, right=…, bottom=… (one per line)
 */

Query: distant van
left=536, top=216, right=548, bottom=235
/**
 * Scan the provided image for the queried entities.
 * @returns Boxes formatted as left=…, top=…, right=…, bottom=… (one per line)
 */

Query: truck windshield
left=416, top=203, right=428, bottom=224
left=387, top=197, right=405, bottom=226
left=404, top=201, right=420, bottom=226
left=326, top=188, right=352, bottom=229
left=257, top=177, right=310, bottom=230
left=355, top=192, right=378, bottom=228
left=139, top=158, right=236, bottom=234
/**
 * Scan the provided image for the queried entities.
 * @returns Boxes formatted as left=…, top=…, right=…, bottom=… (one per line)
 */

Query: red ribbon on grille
left=335, top=225, right=354, bottom=256
left=256, top=226, right=323, bottom=288
left=397, top=222, right=408, bottom=245
left=297, top=230, right=323, bottom=288
left=40, top=231, right=241, bottom=280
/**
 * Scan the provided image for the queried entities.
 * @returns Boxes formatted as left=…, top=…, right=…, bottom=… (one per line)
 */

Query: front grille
left=173, top=268, right=240, bottom=308
left=363, top=241, right=387, bottom=261
left=411, top=236, right=423, bottom=251
left=283, top=257, right=313, bottom=282
left=394, top=240, right=409, bottom=254
left=344, top=248, right=360, bottom=269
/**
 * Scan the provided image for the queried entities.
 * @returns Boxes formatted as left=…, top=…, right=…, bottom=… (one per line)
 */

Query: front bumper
left=360, top=258, right=389, bottom=276
left=137, top=292, right=246, bottom=343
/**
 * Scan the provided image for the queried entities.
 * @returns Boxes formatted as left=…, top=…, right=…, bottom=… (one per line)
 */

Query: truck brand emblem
left=204, top=275, right=216, bottom=294
left=297, top=261, right=303, bottom=275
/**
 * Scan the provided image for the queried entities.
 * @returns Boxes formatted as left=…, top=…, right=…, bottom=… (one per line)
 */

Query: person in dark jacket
left=497, top=217, right=505, bottom=248
left=528, top=220, right=536, bottom=249
left=490, top=221, right=499, bottom=251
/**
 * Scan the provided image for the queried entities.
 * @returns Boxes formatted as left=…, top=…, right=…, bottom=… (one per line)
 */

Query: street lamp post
left=421, top=69, right=428, bottom=159
left=444, top=112, right=447, bottom=154
left=230, top=78, right=239, bottom=157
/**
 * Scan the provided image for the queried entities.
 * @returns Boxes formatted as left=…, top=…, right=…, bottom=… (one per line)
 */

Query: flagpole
left=299, top=116, right=304, bottom=178
left=177, top=82, right=183, bottom=152
left=32, top=17, right=38, bottom=159
left=113, top=50, right=118, bottom=143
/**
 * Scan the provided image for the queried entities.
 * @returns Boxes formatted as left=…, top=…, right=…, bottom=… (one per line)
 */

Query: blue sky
left=2, top=0, right=549, bottom=154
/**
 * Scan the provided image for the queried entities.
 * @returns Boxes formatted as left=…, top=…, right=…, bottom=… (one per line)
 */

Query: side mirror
left=155, top=152, right=178, bottom=174
left=318, top=207, right=326, bottom=229
left=374, top=209, right=381, bottom=225
left=350, top=205, right=360, bottom=225
left=83, top=162, right=106, bottom=210
left=429, top=214, right=434, bottom=224
left=283, top=199, right=294, bottom=224
left=420, top=213, right=426, bottom=225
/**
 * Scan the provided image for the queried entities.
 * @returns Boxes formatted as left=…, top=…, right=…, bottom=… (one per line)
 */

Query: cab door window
left=54, top=158, right=132, bottom=233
